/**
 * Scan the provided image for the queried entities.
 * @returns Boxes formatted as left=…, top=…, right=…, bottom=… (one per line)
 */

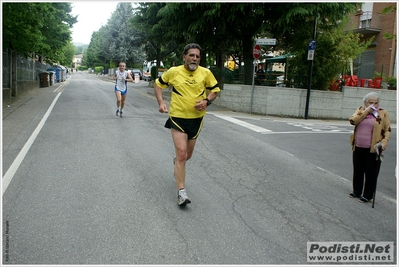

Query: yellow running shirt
left=155, top=65, right=220, bottom=118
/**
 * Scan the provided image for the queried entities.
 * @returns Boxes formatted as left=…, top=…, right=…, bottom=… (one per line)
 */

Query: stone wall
left=3, top=80, right=40, bottom=108
left=213, top=85, right=397, bottom=123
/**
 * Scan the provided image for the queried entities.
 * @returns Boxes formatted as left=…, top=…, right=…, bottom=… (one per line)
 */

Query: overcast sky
left=70, top=1, right=119, bottom=44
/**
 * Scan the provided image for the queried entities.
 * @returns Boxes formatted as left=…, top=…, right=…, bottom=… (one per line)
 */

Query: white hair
left=363, top=92, right=380, bottom=105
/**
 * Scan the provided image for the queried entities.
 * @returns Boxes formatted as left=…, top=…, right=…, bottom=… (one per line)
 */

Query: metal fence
left=2, top=50, right=10, bottom=88
left=2, top=50, right=52, bottom=88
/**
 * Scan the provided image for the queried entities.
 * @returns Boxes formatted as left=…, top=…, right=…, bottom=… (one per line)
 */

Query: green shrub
left=385, top=76, right=397, bottom=87
left=94, top=66, right=103, bottom=73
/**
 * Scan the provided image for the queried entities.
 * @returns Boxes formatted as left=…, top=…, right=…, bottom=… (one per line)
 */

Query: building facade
left=348, top=2, right=396, bottom=80
left=73, top=54, right=83, bottom=69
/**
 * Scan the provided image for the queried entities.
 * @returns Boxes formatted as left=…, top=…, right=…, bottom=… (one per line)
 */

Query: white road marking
left=2, top=92, right=62, bottom=195
left=212, top=114, right=273, bottom=133
left=211, top=113, right=352, bottom=134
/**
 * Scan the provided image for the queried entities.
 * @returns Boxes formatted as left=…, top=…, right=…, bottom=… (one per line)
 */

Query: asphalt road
left=2, top=71, right=397, bottom=264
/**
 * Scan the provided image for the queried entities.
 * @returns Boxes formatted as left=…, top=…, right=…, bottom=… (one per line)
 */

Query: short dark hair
left=183, top=43, right=202, bottom=55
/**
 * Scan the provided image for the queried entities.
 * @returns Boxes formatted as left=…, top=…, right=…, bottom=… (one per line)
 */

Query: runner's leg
left=115, top=91, right=121, bottom=110
left=120, top=94, right=126, bottom=111
left=172, top=129, right=196, bottom=190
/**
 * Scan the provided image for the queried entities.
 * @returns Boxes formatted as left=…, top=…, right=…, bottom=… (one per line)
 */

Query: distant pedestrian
left=255, top=64, right=265, bottom=85
left=114, top=62, right=133, bottom=118
left=154, top=43, right=220, bottom=206
left=349, top=92, right=391, bottom=203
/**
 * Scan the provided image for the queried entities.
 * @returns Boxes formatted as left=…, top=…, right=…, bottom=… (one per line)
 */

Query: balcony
left=352, top=11, right=382, bottom=35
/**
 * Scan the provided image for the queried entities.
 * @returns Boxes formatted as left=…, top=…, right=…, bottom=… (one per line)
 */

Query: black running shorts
left=164, top=117, right=204, bottom=139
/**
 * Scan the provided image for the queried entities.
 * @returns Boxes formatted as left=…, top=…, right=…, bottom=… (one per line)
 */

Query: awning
left=265, top=54, right=291, bottom=63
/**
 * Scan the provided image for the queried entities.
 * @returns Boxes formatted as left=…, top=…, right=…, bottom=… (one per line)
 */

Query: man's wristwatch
left=205, top=98, right=212, bottom=106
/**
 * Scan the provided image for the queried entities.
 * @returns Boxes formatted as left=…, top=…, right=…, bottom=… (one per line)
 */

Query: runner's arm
left=154, top=84, right=168, bottom=113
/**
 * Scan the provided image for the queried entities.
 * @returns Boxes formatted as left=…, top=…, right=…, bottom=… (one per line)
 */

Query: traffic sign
left=307, top=40, right=316, bottom=61
left=253, top=44, right=261, bottom=59
left=256, top=38, right=276, bottom=46
left=307, top=50, right=314, bottom=61
left=308, top=40, right=316, bottom=50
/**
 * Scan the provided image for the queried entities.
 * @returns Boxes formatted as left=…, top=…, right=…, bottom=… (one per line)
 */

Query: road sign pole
left=250, top=60, right=256, bottom=114
left=251, top=44, right=261, bottom=114
left=305, top=14, right=317, bottom=120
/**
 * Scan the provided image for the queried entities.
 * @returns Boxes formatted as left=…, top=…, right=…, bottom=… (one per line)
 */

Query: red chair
left=372, top=77, right=382, bottom=89
left=366, top=79, right=374, bottom=88
left=351, top=75, right=359, bottom=87
left=344, top=75, right=352, bottom=86
left=360, top=78, right=366, bottom=87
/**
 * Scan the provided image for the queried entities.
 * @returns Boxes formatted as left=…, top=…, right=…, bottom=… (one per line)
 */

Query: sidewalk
left=2, top=78, right=70, bottom=119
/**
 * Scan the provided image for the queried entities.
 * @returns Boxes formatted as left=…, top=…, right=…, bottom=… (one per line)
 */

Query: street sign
left=307, top=40, right=316, bottom=61
left=253, top=44, right=261, bottom=59
left=256, top=38, right=276, bottom=46
left=307, top=50, right=314, bottom=60
left=308, top=40, right=316, bottom=51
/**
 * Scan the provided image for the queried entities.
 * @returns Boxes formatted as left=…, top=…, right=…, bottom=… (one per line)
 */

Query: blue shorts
left=115, top=85, right=127, bottom=95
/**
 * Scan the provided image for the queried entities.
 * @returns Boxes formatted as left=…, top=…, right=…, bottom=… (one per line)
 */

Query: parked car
left=129, top=69, right=143, bottom=80
left=143, top=66, right=166, bottom=81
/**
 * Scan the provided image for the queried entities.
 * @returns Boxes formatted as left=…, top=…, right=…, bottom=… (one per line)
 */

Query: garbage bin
left=39, top=72, right=50, bottom=87
left=48, top=71, right=55, bottom=86
left=54, top=65, right=66, bottom=81
left=47, top=67, right=61, bottom=82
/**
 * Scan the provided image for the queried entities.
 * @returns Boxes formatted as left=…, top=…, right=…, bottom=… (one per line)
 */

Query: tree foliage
left=382, top=5, right=396, bottom=40
left=154, top=3, right=266, bottom=85
left=84, top=3, right=146, bottom=69
left=131, top=3, right=179, bottom=77
left=85, top=2, right=372, bottom=90
left=3, top=2, right=77, bottom=63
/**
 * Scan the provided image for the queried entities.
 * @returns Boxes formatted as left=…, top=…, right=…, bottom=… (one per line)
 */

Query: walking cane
left=372, top=145, right=383, bottom=208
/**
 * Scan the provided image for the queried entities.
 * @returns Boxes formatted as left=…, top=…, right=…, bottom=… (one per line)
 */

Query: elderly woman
left=349, top=91, right=391, bottom=203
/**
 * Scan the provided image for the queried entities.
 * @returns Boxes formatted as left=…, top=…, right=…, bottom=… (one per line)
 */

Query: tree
left=382, top=5, right=396, bottom=40
left=106, top=2, right=145, bottom=67
left=74, top=45, right=88, bottom=55
left=3, top=2, right=77, bottom=63
left=85, top=28, right=108, bottom=68
left=265, top=3, right=367, bottom=90
left=142, top=3, right=364, bottom=87
left=86, top=2, right=371, bottom=91
left=132, top=3, right=179, bottom=77
left=155, top=3, right=258, bottom=85
left=85, top=3, right=146, bottom=69
left=58, top=42, right=76, bottom=67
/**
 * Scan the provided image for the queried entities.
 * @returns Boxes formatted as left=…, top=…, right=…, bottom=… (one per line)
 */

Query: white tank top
left=115, top=70, right=127, bottom=91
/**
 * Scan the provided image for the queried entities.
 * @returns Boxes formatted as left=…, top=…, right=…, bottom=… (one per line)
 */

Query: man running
left=114, top=62, right=133, bottom=118
left=154, top=43, right=220, bottom=206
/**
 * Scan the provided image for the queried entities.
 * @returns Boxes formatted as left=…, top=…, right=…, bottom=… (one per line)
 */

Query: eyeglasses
left=188, top=54, right=200, bottom=59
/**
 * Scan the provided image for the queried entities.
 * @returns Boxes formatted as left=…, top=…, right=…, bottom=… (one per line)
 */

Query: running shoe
left=177, top=189, right=191, bottom=206
left=120, top=111, right=123, bottom=118
left=116, top=109, right=119, bottom=116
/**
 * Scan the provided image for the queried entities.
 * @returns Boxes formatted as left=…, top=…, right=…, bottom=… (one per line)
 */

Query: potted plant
left=386, top=76, right=397, bottom=90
